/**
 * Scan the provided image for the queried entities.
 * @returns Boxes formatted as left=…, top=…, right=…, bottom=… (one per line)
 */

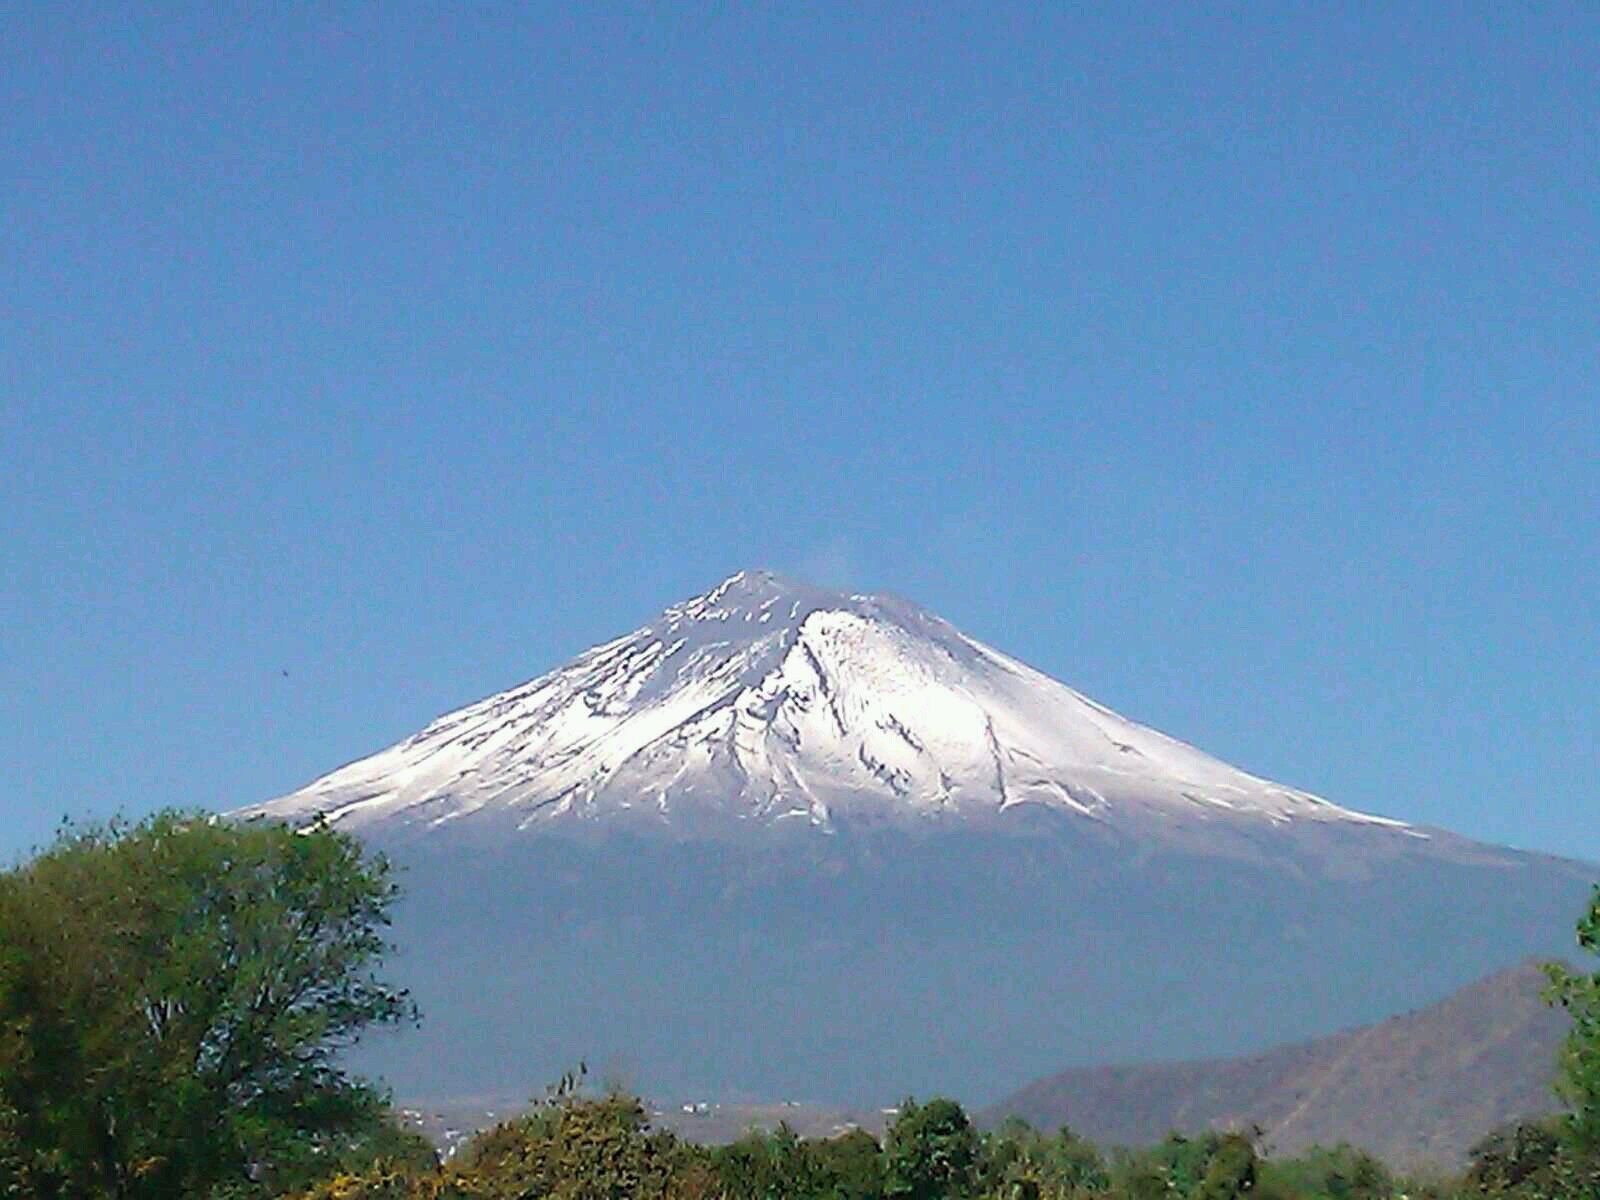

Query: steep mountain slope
left=243, top=570, right=1411, bottom=853
left=987, top=961, right=1571, bottom=1169
left=239, top=572, right=1596, bottom=1105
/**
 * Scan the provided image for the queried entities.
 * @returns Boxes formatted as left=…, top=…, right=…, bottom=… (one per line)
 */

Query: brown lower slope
left=986, top=962, right=1570, bottom=1170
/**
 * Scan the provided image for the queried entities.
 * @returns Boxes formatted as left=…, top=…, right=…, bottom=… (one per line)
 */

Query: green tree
left=0, top=810, right=416, bottom=1198
left=885, top=1098, right=979, bottom=1200
left=711, top=1123, right=835, bottom=1200
left=1041, top=1127, right=1110, bottom=1196
left=1117, top=1133, right=1215, bottom=1200
left=1111, top=1133, right=1252, bottom=1200
left=1544, top=884, right=1600, bottom=1152
left=811, top=1128, right=886, bottom=1200
left=457, top=1091, right=686, bottom=1200
left=1463, top=1121, right=1563, bottom=1197
left=1111, top=1159, right=1171, bottom=1200
left=1194, top=1134, right=1255, bottom=1200
left=0, top=1096, right=33, bottom=1199
left=981, top=1119, right=1108, bottom=1198
left=1264, top=1143, right=1393, bottom=1200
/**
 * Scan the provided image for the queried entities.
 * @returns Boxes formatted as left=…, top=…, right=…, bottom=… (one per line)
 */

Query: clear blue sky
left=3, top=6, right=1595, bottom=863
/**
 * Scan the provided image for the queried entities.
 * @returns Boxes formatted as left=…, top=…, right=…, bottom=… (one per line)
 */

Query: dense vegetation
left=0, top=812, right=419, bottom=1198
left=285, top=1089, right=1597, bottom=1200
left=2, top=815, right=1597, bottom=1198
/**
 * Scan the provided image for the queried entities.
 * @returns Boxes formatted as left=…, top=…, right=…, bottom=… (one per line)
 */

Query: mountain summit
left=236, top=572, right=1592, bottom=1106
left=247, top=570, right=1406, bottom=846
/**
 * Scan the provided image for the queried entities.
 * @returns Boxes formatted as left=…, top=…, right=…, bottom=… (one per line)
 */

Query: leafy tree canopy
left=1545, top=883, right=1600, bottom=1151
left=0, top=810, right=417, bottom=1198
left=885, top=1098, right=979, bottom=1200
left=454, top=1091, right=688, bottom=1200
left=1194, top=1133, right=1256, bottom=1200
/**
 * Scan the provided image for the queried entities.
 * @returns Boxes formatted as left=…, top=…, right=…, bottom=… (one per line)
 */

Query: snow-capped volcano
left=248, top=570, right=1404, bottom=842
left=237, top=571, right=1592, bottom=1106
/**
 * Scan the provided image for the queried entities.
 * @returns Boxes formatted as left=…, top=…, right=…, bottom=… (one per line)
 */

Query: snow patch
left=240, top=570, right=1411, bottom=844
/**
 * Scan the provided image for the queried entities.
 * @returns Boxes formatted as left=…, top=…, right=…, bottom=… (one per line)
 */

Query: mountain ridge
left=986, top=960, right=1572, bottom=1169
left=230, top=571, right=1595, bottom=1106
left=244, top=570, right=1418, bottom=854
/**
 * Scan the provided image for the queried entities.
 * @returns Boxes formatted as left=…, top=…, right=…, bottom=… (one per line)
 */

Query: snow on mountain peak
left=240, top=570, right=1410, bottom=841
